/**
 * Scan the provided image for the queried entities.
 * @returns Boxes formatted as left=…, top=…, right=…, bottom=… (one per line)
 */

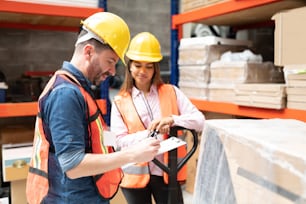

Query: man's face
left=88, top=49, right=119, bottom=86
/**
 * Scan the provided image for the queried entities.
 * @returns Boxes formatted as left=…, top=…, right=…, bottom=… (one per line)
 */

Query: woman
left=111, top=32, right=205, bottom=204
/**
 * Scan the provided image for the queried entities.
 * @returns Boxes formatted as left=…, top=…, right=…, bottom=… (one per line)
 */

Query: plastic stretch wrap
left=178, top=81, right=208, bottom=100
left=178, top=36, right=251, bottom=65
left=234, top=83, right=286, bottom=109
left=179, top=65, right=210, bottom=84
left=194, top=119, right=306, bottom=204
left=210, top=61, right=284, bottom=84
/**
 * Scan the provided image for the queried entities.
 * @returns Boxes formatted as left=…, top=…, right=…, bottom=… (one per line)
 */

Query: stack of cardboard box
left=273, top=6, right=306, bottom=111
left=0, top=125, right=34, bottom=204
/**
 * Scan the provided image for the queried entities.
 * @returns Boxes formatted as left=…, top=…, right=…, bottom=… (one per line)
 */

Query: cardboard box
left=110, top=188, right=127, bottom=204
left=194, top=119, right=306, bottom=204
left=2, top=143, right=32, bottom=204
left=273, top=6, right=306, bottom=66
left=185, top=131, right=201, bottom=194
left=2, top=143, right=32, bottom=182
left=11, top=180, right=26, bottom=204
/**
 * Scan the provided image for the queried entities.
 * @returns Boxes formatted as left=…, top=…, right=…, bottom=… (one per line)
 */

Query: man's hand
left=126, top=137, right=160, bottom=163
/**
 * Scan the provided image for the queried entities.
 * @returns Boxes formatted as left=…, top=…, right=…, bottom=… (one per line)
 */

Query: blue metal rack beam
left=170, top=0, right=179, bottom=86
left=98, top=0, right=112, bottom=126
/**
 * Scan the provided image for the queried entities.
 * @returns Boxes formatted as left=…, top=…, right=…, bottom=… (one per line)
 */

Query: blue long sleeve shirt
left=41, top=61, right=109, bottom=204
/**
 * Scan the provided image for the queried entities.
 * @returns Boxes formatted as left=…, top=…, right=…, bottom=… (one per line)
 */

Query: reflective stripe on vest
left=26, top=70, right=122, bottom=204
left=114, top=84, right=187, bottom=188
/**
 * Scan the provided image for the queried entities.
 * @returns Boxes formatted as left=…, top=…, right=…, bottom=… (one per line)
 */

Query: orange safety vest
left=26, top=70, right=123, bottom=204
left=114, top=84, right=187, bottom=188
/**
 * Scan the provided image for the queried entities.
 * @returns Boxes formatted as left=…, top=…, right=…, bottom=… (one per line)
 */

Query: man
left=26, top=12, right=160, bottom=204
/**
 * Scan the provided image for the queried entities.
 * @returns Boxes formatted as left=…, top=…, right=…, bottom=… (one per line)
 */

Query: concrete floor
left=183, top=187, right=193, bottom=204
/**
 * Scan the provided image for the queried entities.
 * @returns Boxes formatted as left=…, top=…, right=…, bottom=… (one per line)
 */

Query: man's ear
left=84, top=44, right=94, bottom=58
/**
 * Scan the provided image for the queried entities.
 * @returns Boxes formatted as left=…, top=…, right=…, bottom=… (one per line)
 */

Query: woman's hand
left=148, top=116, right=174, bottom=134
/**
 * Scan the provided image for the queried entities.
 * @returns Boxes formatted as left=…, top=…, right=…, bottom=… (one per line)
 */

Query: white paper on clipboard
left=103, top=131, right=116, bottom=147
left=157, top=137, right=186, bottom=155
left=122, top=137, right=186, bottom=169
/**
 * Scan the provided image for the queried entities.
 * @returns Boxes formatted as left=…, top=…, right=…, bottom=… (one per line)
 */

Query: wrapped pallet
left=194, top=119, right=306, bottom=204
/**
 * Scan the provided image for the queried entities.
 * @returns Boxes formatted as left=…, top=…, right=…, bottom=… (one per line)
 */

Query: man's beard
left=93, top=71, right=112, bottom=86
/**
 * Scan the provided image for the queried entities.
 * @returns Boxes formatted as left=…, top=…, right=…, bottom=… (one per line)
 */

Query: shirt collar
left=131, top=84, right=158, bottom=99
left=61, top=61, right=93, bottom=93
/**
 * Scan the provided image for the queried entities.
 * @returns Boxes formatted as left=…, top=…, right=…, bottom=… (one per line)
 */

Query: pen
left=149, top=129, right=159, bottom=138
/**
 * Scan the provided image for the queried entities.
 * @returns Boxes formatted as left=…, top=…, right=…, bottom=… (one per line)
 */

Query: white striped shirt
left=110, top=84, right=205, bottom=176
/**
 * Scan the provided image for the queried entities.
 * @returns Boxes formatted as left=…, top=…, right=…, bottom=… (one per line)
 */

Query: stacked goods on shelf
left=210, top=60, right=283, bottom=84
left=10, top=0, right=99, bottom=8
left=273, top=6, right=306, bottom=66
left=209, top=52, right=261, bottom=103
left=284, top=64, right=306, bottom=111
left=235, top=84, right=286, bottom=109
left=178, top=65, right=209, bottom=99
left=194, top=119, right=306, bottom=204
left=178, top=36, right=251, bottom=100
left=180, top=0, right=227, bottom=13
left=208, top=83, right=235, bottom=103
left=273, top=6, right=306, bottom=111
left=209, top=50, right=285, bottom=108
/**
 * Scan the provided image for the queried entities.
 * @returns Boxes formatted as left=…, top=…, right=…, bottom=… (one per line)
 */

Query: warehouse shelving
left=190, top=99, right=306, bottom=122
left=0, top=0, right=104, bottom=31
left=0, top=0, right=108, bottom=118
left=0, top=99, right=106, bottom=118
left=170, top=0, right=306, bottom=122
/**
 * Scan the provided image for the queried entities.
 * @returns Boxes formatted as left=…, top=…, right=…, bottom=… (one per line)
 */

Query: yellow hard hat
left=81, top=12, right=130, bottom=65
left=126, top=32, right=163, bottom=62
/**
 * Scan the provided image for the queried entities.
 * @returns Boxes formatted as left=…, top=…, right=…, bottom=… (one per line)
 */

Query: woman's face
left=130, top=60, right=155, bottom=90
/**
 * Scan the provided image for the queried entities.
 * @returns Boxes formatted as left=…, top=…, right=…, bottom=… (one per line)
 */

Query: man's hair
left=75, top=29, right=113, bottom=53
